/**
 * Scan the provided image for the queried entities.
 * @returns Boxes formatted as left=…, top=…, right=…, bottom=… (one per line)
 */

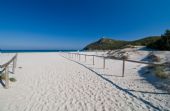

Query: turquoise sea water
left=0, top=50, right=78, bottom=53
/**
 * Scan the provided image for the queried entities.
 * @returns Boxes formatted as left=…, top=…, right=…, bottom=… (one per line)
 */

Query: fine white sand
left=0, top=52, right=170, bottom=111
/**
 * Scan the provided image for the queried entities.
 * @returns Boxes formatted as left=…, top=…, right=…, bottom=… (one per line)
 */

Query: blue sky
left=0, top=0, right=170, bottom=50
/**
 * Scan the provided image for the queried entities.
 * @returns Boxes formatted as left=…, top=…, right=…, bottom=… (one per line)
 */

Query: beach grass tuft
left=0, top=74, right=6, bottom=80
left=154, top=66, right=168, bottom=79
left=9, top=77, right=17, bottom=82
left=0, top=74, right=17, bottom=82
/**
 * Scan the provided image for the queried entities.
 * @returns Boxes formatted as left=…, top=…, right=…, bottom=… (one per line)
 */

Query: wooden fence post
left=122, top=59, right=125, bottom=77
left=93, top=55, right=94, bottom=65
left=15, top=54, right=17, bottom=68
left=12, top=55, right=17, bottom=73
left=12, top=59, right=15, bottom=73
left=5, top=66, right=9, bottom=89
left=103, top=57, right=105, bottom=69
left=85, top=55, right=86, bottom=62
left=79, top=54, right=80, bottom=61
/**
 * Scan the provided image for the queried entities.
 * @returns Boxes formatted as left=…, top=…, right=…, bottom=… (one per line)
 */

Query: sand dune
left=0, top=52, right=169, bottom=111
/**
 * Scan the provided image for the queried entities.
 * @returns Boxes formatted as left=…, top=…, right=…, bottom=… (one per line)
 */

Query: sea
left=0, top=50, right=79, bottom=53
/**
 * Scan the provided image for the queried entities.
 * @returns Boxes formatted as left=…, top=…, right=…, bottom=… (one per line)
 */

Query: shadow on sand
left=0, top=71, right=5, bottom=87
left=0, top=79, right=5, bottom=87
left=100, top=74, right=122, bottom=77
left=138, top=66, right=170, bottom=93
left=61, top=55, right=169, bottom=111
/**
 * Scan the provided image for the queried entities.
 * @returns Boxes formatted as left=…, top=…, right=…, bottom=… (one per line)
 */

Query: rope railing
left=61, top=52, right=166, bottom=77
left=0, top=53, right=17, bottom=89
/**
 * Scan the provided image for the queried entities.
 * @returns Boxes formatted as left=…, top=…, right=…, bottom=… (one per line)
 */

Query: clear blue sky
left=0, top=0, right=170, bottom=50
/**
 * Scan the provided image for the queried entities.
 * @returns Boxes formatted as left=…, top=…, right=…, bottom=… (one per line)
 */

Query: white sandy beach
left=0, top=52, right=170, bottom=111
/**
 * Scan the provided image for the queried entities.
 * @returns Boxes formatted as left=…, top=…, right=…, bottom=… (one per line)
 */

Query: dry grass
left=147, top=64, right=169, bottom=79
left=121, top=55, right=128, bottom=60
left=0, top=74, right=6, bottom=80
left=154, top=66, right=168, bottom=79
left=148, top=54, right=161, bottom=62
left=0, top=74, right=17, bottom=82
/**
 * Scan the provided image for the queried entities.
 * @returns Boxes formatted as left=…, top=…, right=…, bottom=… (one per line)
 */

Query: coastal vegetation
left=83, top=30, right=170, bottom=51
left=0, top=74, right=16, bottom=82
left=83, top=36, right=161, bottom=50
left=83, top=38, right=128, bottom=50
left=154, top=65, right=168, bottom=79
left=0, top=74, right=5, bottom=80
left=147, top=30, right=170, bottom=50
left=9, top=77, right=17, bottom=82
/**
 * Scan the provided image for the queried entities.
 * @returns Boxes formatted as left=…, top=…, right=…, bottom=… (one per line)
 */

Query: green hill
left=83, top=36, right=161, bottom=50
left=130, top=36, right=161, bottom=46
left=83, top=38, right=128, bottom=50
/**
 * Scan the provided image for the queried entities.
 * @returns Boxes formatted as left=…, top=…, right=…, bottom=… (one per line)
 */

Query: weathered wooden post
left=79, top=54, right=80, bottom=61
left=103, top=57, right=105, bottom=69
left=15, top=54, right=18, bottom=68
left=5, top=66, right=9, bottom=89
left=85, top=55, right=86, bottom=62
left=122, top=59, right=125, bottom=77
left=15, top=54, right=17, bottom=68
left=12, top=59, right=15, bottom=73
left=93, top=55, right=94, bottom=65
left=12, top=55, right=17, bottom=73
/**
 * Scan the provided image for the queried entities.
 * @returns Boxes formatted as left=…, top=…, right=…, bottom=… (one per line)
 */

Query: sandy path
left=0, top=53, right=169, bottom=111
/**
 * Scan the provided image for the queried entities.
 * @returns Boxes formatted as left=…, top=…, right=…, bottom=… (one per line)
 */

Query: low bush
left=148, top=54, right=161, bottom=62
left=0, top=75, right=17, bottom=82
left=154, top=66, right=168, bottom=79
left=9, top=77, right=17, bottom=82
left=0, top=74, right=6, bottom=80
left=147, top=30, right=170, bottom=51
left=121, top=55, right=128, bottom=60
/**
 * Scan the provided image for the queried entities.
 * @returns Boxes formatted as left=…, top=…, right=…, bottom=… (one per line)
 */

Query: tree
left=161, top=30, right=170, bottom=50
left=147, top=29, right=170, bottom=50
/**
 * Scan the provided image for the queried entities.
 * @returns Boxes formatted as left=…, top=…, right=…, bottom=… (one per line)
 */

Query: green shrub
left=122, top=55, right=128, bottom=60
left=154, top=66, right=168, bottom=79
left=9, top=78, right=16, bottom=82
left=0, top=74, right=6, bottom=80
left=147, top=30, right=170, bottom=50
